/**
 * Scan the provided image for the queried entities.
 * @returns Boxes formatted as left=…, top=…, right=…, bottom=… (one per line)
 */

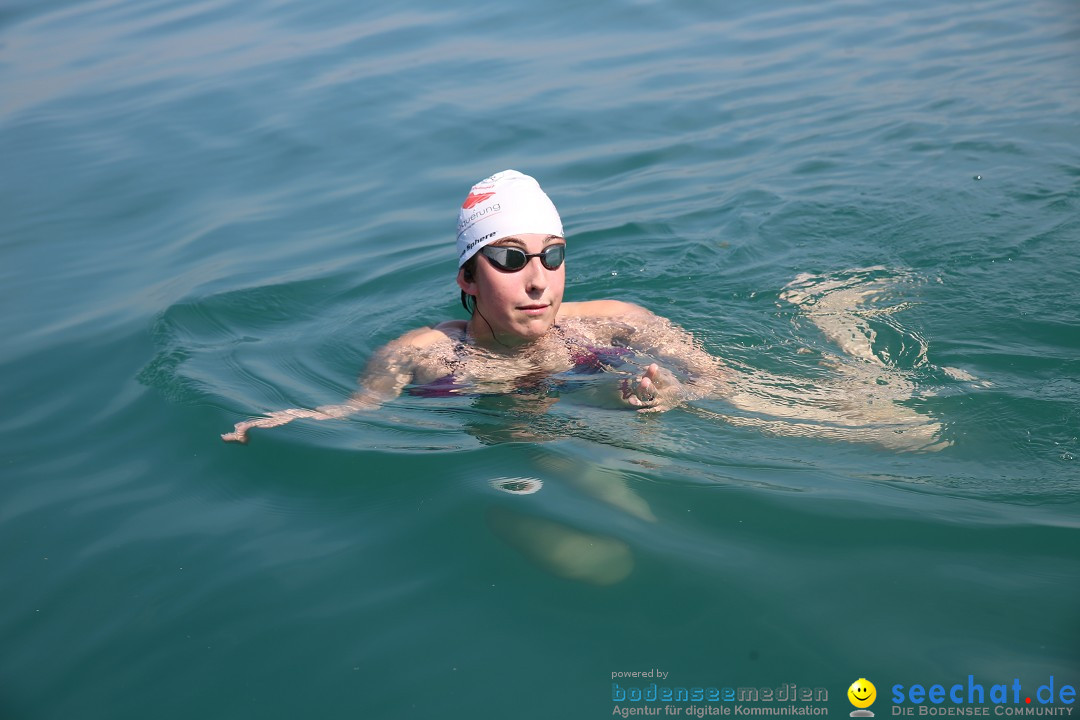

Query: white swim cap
left=456, top=170, right=563, bottom=267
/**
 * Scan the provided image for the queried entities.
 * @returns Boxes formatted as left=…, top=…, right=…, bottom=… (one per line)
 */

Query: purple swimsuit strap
left=406, top=374, right=465, bottom=397
left=569, top=345, right=632, bottom=373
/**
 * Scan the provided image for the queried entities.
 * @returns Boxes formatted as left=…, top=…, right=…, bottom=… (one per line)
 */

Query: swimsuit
left=406, top=344, right=632, bottom=397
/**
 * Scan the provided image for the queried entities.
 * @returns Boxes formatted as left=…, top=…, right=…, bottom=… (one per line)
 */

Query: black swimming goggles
left=479, top=244, right=565, bottom=272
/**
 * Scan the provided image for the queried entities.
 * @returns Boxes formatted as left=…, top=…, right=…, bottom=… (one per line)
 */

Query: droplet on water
left=491, top=477, right=543, bottom=495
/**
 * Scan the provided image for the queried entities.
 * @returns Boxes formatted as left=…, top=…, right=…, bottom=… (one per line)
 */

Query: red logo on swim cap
left=462, top=191, right=495, bottom=209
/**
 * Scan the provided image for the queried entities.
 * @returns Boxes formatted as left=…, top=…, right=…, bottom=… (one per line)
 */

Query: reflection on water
left=490, top=477, right=543, bottom=495
left=720, top=267, right=957, bottom=452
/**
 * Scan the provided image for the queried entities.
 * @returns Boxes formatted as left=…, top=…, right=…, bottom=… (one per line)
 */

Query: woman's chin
left=513, top=318, right=554, bottom=342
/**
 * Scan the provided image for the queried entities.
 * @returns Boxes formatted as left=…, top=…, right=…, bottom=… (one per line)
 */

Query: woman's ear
left=457, top=266, right=476, bottom=296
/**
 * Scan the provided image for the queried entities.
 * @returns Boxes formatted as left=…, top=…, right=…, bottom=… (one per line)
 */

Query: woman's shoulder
left=559, top=300, right=654, bottom=319
left=390, top=321, right=467, bottom=351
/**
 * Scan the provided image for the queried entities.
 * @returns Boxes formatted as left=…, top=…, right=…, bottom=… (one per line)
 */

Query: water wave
left=717, top=267, right=963, bottom=452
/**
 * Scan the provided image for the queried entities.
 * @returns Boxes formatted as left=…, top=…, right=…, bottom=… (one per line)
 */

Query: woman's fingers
left=639, top=365, right=662, bottom=399
left=631, top=364, right=686, bottom=413
left=221, top=423, right=251, bottom=443
left=619, top=364, right=663, bottom=408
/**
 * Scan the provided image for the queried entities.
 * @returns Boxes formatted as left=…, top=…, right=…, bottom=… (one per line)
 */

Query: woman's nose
left=523, top=257, right=549, bottom=291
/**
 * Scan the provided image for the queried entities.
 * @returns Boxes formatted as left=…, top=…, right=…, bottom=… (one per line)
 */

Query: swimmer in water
left=222, top=169, right=725, bottom=443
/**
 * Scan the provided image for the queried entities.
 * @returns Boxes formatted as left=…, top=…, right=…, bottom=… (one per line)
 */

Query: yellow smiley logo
left=848, top=678, right=877, bottom=709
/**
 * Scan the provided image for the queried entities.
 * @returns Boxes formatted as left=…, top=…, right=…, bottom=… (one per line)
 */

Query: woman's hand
left=618, top=363, right=683, bottom=412
left=221, top=408, right=331, bottom=443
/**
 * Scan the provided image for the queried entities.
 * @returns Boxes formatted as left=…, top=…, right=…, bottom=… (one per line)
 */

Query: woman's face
left=458, top=233, right=566, bottom=346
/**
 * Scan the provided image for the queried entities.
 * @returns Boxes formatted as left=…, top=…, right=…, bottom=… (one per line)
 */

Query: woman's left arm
left=573, top=300, right=728, bottom=411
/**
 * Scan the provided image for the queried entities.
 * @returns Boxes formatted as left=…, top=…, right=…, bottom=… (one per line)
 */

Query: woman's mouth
left=517, top=304, right=549, bottom=316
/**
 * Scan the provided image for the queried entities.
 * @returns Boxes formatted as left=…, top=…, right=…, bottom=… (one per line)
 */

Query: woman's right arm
left=221, top=331, right=427, bottom=443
